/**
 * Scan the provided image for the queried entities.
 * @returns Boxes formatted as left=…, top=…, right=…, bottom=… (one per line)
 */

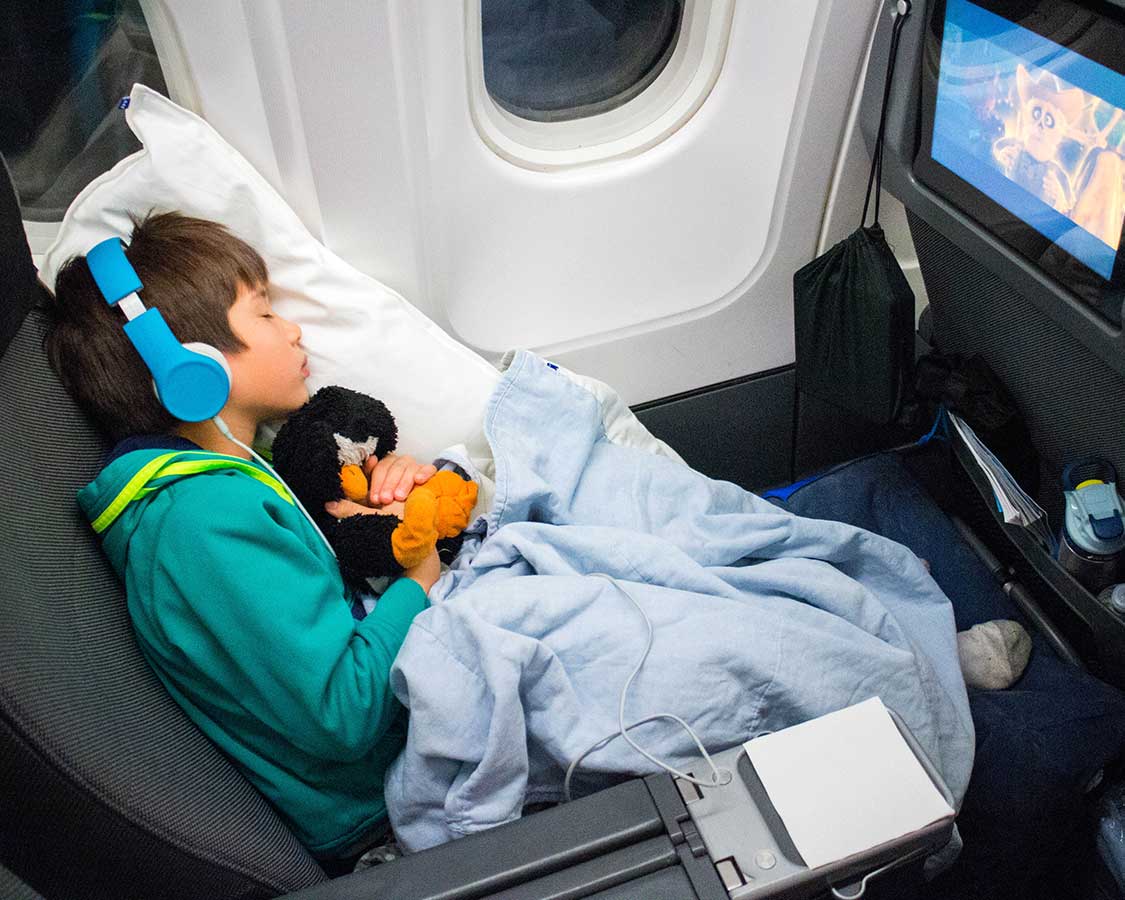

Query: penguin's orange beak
left=339, top=464, right=369, bottom=502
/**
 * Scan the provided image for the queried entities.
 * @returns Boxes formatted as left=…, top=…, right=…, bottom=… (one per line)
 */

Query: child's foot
left=957, top=620, right=1032, bottom=689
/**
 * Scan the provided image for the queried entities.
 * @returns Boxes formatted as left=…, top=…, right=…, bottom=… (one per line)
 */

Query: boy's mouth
left=300, top=355, right=310, bottom=377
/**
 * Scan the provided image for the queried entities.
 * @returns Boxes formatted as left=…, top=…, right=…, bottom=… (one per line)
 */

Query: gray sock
left=957, top=620, right=1032, bottom=690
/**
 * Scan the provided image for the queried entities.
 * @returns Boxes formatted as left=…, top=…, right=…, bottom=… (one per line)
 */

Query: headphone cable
left=212, top=415, right=338, bottom=559
left=563, top=573, right=732, bottom=802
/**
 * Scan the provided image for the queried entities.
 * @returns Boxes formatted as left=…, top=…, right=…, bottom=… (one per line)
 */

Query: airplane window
left=0, top=0, right=169, bottom=222
left=482, top=0, right=684, bottom=122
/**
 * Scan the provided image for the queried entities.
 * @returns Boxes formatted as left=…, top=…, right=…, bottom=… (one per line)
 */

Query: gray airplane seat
left=862, top=0, right=1125, bottom=654
left=0, top=157, right=329, bottom=897
left=859, top=0, right=1125, bottom=680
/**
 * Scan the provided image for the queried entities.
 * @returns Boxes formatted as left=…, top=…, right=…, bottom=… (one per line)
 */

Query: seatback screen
left=917, top=0, right=1125, bottom=324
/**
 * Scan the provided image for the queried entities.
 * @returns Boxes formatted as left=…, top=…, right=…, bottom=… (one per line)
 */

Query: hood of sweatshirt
left=77, top=439, right=271, bottom=574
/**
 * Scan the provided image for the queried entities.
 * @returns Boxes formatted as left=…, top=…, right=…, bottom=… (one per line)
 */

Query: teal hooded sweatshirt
left=77, top=445, right=427, bottom=857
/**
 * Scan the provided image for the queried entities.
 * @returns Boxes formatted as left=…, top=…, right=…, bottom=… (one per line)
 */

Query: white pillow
left=41, top=84, right=683, bottom=468
left=40, top=84, right=498, bottom=465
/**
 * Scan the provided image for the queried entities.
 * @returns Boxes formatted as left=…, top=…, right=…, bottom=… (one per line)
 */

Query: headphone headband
left=86, top=237, right=143, bottom=306
left=85, top=236, right=231, bottom=422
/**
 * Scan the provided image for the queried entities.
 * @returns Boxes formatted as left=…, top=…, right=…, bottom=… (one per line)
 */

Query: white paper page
left=949, top=414, right=1018, bottom=522
left=743, top=697, right=954, bottom=869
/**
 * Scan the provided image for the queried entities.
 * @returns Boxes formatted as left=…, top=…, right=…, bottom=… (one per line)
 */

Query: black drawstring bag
left=793, top=0, right=915, bottom=426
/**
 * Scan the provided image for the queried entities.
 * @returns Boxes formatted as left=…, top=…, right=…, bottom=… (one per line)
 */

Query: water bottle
left=1058, top=458, right=1125, bottom=593
left=1097, top=584, right=1125, bottom=620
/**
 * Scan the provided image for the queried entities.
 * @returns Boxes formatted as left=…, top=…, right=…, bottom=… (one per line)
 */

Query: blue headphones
left=86, top=237, right=231, bottom=422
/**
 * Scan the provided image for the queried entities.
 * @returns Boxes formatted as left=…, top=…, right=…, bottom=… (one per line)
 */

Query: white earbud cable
left=563, top=573, right=732, bottom=802
left=212, top=416, right=337, bottom=558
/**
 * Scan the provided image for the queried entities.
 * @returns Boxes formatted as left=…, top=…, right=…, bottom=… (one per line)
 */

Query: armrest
left=280, top=779, right=672, bottom=900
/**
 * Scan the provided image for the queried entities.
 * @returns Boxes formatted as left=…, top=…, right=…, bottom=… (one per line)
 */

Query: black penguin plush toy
left=271, top=385, right=478, bottom=589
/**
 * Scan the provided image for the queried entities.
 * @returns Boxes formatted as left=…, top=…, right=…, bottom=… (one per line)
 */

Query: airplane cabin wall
left=152, top=0, right=886, bottom=414
left=16, top=0, right=902, bottom=488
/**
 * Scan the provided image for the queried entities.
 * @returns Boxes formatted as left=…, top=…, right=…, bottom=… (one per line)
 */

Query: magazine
left=947, top=410, right=1054, bottom=552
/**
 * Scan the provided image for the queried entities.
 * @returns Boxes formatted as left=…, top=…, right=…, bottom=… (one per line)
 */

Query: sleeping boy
left=44, top=209, right=1035, bottom=866
left=43, top=210, right=434, bottom=863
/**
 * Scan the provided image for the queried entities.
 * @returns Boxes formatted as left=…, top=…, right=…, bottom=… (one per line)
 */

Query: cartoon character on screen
left=1070, top=105, right=1125, bottom=251
left=992, top=64, right=1086, bottom=214
left=271, top=386, right=478, bottom=589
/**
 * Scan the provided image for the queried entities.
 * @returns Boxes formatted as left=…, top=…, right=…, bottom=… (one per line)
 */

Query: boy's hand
left=325, top=498, right=405, bottom=519
left=365, top=453, right=437, bottom=506
left=402, top=545, right=441, bottom=595
left=322, top=500, right=441, bottom=595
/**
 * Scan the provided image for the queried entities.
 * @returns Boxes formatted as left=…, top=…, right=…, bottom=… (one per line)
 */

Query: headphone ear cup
left=151, top=341, right=232, bottom=421
left=150, top=347, right=229, bottom=405
left=183, top=342, right=232, bottom=383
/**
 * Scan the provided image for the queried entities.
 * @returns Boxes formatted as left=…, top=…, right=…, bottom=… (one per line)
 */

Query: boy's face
left=223, top=282, right=309, bottom=423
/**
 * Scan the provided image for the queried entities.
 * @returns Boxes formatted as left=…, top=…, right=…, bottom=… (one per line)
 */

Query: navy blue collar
left=105, top=434, right=202, bottom=466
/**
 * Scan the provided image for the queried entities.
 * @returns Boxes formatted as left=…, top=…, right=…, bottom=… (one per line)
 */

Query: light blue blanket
left=385, top=351, right=974, bottom=852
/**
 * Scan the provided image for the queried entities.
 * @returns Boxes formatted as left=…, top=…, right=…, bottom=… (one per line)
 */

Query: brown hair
left=43, top=211, right=268, bottom=442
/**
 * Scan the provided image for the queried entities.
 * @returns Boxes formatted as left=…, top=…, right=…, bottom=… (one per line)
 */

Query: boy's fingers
left=380, top=456, right=412, bottom=503
left=365, top=454, right=434, bottom=504
left=363, top=452, right=384, bottom=477
left=325, top=499, right=369, bottom=518
left=325, top=499, right=401, bottom=519
left=366, top=453, right=398, bottom=505
left=394, top=462, right=427, bottom=501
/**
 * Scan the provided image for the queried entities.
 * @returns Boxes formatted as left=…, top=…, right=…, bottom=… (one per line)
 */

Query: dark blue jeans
left=770, top=449, right=1125, bottom=900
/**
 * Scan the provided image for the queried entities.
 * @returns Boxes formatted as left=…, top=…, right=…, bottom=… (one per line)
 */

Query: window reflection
left=0, top=0, right=168, bottom=221
left=482, top=0, right=683, bottom=122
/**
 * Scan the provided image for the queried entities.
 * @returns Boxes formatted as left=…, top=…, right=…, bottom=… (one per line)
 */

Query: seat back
left=0, top=157, right=325, bottom=899
left=907, top=211, right=1125, bottom=526
left=853, top=0, right=1125, bottom=527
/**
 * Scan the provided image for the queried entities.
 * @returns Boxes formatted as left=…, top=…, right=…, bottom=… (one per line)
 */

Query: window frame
left=466, top=0, right=736, bottom=171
